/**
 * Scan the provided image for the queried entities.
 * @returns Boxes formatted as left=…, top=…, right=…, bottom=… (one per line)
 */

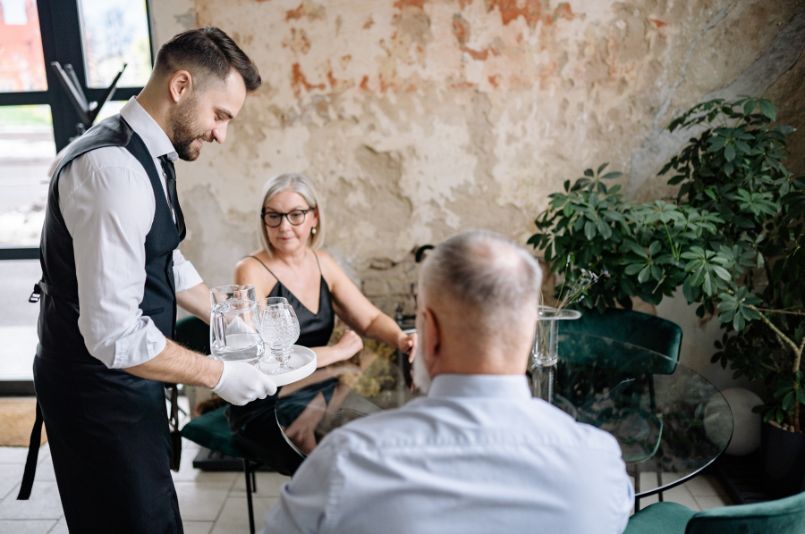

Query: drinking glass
left=260, top=300, right=300, bottom=369
left=209, top=284, right=263, bottom=363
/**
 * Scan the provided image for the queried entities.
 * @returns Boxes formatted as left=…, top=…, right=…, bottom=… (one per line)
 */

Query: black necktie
left=159, top=155, right=186, bottom=239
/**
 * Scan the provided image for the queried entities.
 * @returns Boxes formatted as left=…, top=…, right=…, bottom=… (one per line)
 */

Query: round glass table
left=532, top=333, right=734, bottom=500
left=274, top=333, right=733, bottom=503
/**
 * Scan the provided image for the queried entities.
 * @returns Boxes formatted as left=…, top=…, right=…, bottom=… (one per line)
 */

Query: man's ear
left=168, top=70, right=193, bottom=103
left=422, top=307, right=440, bottom=370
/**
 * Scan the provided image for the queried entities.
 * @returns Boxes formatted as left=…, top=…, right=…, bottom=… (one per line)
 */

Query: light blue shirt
left=264, top=374, right=634, bottom=534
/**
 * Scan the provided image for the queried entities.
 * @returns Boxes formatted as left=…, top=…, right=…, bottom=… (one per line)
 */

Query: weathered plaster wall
left=150, top=0, right=804, bottom=387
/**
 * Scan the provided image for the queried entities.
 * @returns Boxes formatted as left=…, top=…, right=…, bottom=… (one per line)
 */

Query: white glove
left=212, top=361, right=277, bottom=406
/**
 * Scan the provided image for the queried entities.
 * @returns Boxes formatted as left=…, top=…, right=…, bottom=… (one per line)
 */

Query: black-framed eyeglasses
left=261, top=208, right=313, bottom=228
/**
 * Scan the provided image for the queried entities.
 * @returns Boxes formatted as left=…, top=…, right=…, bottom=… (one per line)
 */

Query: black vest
left=37, top=115, right=183, bottom=362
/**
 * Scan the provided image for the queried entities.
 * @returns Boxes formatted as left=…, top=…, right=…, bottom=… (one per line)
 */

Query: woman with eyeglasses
left=226, top=173, right=415, bottom=473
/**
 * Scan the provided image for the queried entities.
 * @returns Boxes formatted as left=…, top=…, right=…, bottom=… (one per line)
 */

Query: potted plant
left=529, top=97, right=804, bottom=496
left=661, top=98, right=804, bottom=496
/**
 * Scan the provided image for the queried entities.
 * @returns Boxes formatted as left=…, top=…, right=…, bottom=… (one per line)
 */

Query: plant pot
left=761, top=422, right=805, bottom=498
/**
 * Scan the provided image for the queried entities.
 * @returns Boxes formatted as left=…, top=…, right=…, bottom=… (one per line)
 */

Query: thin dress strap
left=248, top=255, right=280, bottom=283
left=311, top=250, right=323, bottom=276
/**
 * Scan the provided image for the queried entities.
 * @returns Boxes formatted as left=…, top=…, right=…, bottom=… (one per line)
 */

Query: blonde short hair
left=258, top=173, right=324, bottom=257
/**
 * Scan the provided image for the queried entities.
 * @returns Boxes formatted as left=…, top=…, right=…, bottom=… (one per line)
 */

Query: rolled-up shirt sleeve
left=172, top=249, right=202, bottom=293
left=60, top=153, right=166, bottom=369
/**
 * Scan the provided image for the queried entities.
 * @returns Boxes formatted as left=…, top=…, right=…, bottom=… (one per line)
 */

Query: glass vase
left=530, top=306, right=581, bottom=400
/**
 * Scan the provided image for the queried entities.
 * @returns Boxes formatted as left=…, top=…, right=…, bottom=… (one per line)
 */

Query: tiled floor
left=0, top=439, right=289, bottom=534
left=0, top=437, right=732, bottom=534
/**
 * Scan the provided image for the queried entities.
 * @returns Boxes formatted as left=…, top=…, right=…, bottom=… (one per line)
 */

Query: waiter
left=19, top=27, right=277, bottom=533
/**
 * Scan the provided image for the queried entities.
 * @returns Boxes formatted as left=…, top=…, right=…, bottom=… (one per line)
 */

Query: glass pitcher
left=210, top=285, right=264, bottom=363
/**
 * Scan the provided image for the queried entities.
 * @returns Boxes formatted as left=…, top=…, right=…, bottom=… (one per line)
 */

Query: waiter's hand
left=212, top=361, right=277, bottom=406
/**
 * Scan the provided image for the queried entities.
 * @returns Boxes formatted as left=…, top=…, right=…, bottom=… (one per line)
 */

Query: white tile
left=0, top=481, right=63, bottom=520
left=183, top=521, right=213, bottom=534
left=0, top=447, right=30, bottom=464
left=210, top=496, right=278, bottom=534
left=0, top=520, right=56, bottom=534
left=661, top=485, right=701, bottom=511
left=33, top=457, right=55, bottom=482
left=47, top=518, right=67, bottom=534
left=683, top=474, right=723, bottom=497
left=175, top=482, right=230, bottom=522
left=229, top=472, right=289, bottom=498
left=0, top=465, right=23, bottom=501
left=695, top=495, right=729, bottom=510
left=171, top=451, right=238, bottom=487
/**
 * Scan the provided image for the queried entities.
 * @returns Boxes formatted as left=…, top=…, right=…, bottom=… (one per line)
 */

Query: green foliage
left=529, top=97, right=804, bottom=431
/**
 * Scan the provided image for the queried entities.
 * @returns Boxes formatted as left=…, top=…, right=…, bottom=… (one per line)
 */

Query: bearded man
left=20, top=27, right=277, bottom=533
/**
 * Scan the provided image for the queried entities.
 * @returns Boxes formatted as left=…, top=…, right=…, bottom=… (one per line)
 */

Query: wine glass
left=260, top=300, right=300, bottom=369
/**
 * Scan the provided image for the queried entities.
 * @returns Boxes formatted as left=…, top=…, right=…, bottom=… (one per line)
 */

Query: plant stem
left=754, top=308, right=805, bottom=316
left=749, top=306, right=803, bottom=432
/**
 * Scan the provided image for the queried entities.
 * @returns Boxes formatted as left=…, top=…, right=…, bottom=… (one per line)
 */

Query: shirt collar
left=120, top=97, right=178, bottom=161
left=427, top=374, right=531, bottom=400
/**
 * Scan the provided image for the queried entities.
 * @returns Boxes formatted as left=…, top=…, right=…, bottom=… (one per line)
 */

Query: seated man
left=264, top=230, right=633, bottom=534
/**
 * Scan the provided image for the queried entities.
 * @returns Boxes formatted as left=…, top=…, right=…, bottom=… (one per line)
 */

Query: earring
left=312, top=227, right=318, bottom=235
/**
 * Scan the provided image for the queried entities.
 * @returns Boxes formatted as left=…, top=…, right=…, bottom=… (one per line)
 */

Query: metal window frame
left=0, top=0, right=154, bottom=260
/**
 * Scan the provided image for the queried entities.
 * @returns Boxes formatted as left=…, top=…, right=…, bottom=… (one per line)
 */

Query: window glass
left=78, top=0, right=151, bottom=88
left=0, top=105, right=54, bottom=247
left=0, top=0, right=47, bottom=91
left=0, top=259, right=40, bottom=381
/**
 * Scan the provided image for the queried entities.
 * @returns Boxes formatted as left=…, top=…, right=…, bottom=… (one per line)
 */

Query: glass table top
left=534, top=333, right=734, bottom=496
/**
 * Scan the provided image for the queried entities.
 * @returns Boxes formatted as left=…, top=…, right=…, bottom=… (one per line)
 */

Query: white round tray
left=257, top=345, right=317, bottom=386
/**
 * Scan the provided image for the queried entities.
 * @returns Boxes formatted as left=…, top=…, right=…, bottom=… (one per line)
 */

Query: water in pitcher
left=211, top=332, right=263, bottom=363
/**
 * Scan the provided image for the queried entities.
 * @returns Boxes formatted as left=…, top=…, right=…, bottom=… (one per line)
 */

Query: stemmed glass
left=259, top=297, right=300, bottom=370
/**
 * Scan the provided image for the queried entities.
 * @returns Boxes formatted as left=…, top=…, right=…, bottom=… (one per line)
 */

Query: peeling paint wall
left=150, top=0, right=804, bottom=385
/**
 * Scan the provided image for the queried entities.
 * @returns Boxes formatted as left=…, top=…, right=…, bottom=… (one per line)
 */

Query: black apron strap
left=169, top=384, right=182, bottom=471
left=17, top=400, right=44, bottom=500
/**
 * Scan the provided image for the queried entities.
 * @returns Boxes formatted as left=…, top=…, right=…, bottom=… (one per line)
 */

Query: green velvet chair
left=175, top=316, right=263, bottom=534
left=558, top=308, right=683, bottom=508
left=624, top=491, right=805, bottom=534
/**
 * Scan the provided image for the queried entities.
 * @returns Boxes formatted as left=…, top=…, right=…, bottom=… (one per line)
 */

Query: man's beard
left=170, top=97, right=206, bottom=161
left=412, top=341, right=432, bottom=394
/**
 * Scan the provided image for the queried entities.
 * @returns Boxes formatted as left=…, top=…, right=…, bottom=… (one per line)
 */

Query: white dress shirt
left=54, top=97, right=202, bottom=369
left=264, top=374, right=634, bottom=534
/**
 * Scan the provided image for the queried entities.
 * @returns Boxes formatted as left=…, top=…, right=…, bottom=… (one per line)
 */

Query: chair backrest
left=175, top=316, right=210, bottom=354
left=558, top=308, right=682, bottom=374
left=686, top=491, right=805, bottom=534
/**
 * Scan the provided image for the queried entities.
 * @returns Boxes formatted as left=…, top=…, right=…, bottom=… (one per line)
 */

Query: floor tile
left=694, top=495, right=729, bottom=510
left=33, top=457, right=56, bottom=482
left=0, top=481, right=63, bottom=520
left=0, top=465, right=23, bottom=501
left=0, top=447, right=29, bottom=464
left=174, top=482, right=230, bottom=522
left=183, top=520, right=213, bottom=534
left=211, top=496, right=278, bottom=534
left=662, top=485, right=701, bottom=511
left=48, top=518, right=67, bottom=534
left=0, top=519, right=56, bottom=534
left=171, top=451, right=238, bottom=487
left=229, top=472, right=290, bottom=498
left=683, top=474, right=724, bottom=497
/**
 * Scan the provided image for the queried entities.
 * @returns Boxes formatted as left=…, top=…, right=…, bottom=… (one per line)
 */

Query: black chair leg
left=243, top=458, right=255, bottom=534
left=252, top=469, right=257, bottom=493
left=632, top=463, right=641, bottom=512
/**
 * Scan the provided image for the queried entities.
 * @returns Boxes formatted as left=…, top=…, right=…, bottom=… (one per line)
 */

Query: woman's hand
left=398, top=332, right=417, bottom=363
left=283, top=392, right=327, bottom=455
left=334, top=329, right=364, bottom=361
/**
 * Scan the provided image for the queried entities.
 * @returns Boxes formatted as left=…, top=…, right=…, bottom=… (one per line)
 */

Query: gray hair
left=420, top=230, right=542, bottom=336
left=258, top=173, right=325, bottom=257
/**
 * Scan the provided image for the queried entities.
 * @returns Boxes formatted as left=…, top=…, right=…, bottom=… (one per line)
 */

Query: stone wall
left=151, top=0, right=804, bottom=387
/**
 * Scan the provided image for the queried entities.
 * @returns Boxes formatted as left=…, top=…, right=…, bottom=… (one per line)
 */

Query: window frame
left=0, top=0, right=154, bottom=260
